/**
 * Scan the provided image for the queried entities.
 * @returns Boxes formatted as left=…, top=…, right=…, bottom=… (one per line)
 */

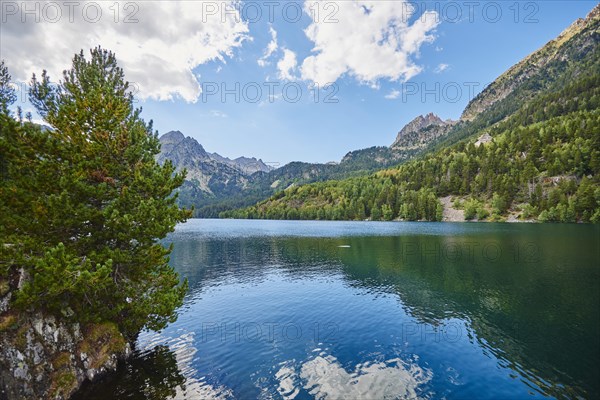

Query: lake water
left=74, top=219, right=600, bottom=399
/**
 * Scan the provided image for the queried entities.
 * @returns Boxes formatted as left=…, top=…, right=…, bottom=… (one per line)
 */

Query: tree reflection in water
left=72, top=345, right=185, bottom=400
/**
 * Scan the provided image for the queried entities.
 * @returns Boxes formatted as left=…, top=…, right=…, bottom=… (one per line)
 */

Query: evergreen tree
left=1, top=48, right=190, bottom=339
left=0, top=61, right=16, bottom=113
left=381, top=204, right=394, bottom=221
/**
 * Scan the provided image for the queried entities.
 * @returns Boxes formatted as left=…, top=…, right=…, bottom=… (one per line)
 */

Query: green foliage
left=0, top=48, right=190, bottom=338
left=463, top=199, right=480, bottom=221
left=491, top=193, right=508, bottom=215
left=477, top=207, right=491, bottom=221
left=223, top=182, right=443, bottom=222
left=452, top=198, right=463, bottom=209
left=382, top=204, right=394, bottom=221
left=521, top=204, right=538, bottom=219
left=0, top=61, right=16, bottom=113
left=369, top=206, right=381, bottom=221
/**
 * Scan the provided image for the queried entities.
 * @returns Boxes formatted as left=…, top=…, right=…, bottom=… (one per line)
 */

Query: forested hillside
left=222, top=8, right=600, bottom=223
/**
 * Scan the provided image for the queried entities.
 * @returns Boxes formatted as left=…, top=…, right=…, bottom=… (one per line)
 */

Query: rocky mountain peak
left=157, top=131, right=209, bottom=168
left=399, top=114, right=445, bottom=135
left=159, top=130, right=185, bottom=144
left=588, top=3, right=600, bottom=20
left=156, top=131, right=275, bottom=196
left=391, top=113, right=454, bottom=149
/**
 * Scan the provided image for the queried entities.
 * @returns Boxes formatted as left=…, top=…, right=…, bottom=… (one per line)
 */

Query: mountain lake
left=73, top=219, right=600, bottom=399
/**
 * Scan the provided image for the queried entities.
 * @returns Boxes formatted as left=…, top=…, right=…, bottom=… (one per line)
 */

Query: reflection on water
left=73, top=220, right=600, bottom=399
left=72, top=344, right=185, bottom=400
left=73, top=329, right=233, bottom=400
left=279, top=354, right=432, bottom=400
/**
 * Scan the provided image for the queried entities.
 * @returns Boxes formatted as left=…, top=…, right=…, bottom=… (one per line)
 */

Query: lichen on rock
left=0, top=311, right=130, bottom=400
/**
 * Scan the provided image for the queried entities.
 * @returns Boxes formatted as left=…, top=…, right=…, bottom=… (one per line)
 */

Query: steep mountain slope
left=224, top=5, right=600, bottom=223
left=158, top=131, right=273, bottom=180
left=337, top=113, right=456, bottom=169
left=420, top=4, right=600, bottom=155
left=462, top=5, right=599, bottom=120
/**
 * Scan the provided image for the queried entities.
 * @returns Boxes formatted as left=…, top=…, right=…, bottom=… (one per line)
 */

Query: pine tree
left=0, top=61, right=17, bottom=113
left=381, top=204, right=394, bottom=221
left=2, top=48, right=190, bottom=340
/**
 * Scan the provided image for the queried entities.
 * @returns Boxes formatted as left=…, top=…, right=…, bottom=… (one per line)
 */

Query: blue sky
left=2, top=1, right=597, bottom=165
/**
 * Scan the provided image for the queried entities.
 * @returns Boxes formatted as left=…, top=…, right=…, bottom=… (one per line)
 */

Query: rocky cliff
left=0, top=276, right=130, bottom=399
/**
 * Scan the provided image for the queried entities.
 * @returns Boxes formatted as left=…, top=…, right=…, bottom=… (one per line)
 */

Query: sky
left=1, top=0, right=597, bottom=165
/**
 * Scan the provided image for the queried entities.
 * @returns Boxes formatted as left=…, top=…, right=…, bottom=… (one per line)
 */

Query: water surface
left=74, top=220, right=600, bottom=399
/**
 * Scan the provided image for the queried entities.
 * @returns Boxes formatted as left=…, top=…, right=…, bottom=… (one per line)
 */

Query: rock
left=475, top=133, right=492, bottom=147
left=0, top=295, right=10, bottom=314
left=156, top=130, right=273, bottom=196
left=33, top=319, right=44, bottom=336
left=0, top=310, right=130, bottom=400
left=86, top=369, right=96, bottom=381
left=391, top=113, right=456, bottom=150
left=13, top=363, right=28, bottom=380
left=32, top=343, right=44, bottom=365
left=439, top=196, right=465, bottom=222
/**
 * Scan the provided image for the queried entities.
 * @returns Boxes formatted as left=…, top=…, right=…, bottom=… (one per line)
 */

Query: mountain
left=156, top=131, right=273, bottom=195
left=462, top=5, right=599, bottom=121
left=391, top=113, right=456, bottom=150
left=339, top=113, right=456, bottom=169
left=209, top=152, right=273, bottom=174
left=223, top=5, right=600, bottom=223
left=158, top=130, right=273, bottom=176
left=157, top=130, right=208, bottom=163
left=158, top=113, right=457, bottom=217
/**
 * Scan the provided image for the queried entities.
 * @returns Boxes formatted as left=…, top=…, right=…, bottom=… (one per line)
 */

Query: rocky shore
left=0, top=284, right=130, bottom=400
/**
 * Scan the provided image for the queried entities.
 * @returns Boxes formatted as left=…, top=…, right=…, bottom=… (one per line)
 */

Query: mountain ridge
left=161, top=4, right=600, bottom=218
left=461, top=4, right=600, bottom=120
left=158, top=112, right=455, bottom=216
left=158, top=130, right=273, bottom=175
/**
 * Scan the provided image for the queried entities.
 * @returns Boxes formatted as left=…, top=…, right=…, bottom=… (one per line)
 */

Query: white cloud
left=300, top=0, right=439, bottom=85
left=385, top=89, right=401, bottom=99
left=277, top=49, right=298, bottom=81
left=1, top=1, right=249, bottom=103
left=435, top=63, right=449, bottom=73
left=258, top=26, right=279, bottom=67
left=210, top=110, right=228, bottom=118
left=275, top=354, right=432, bottom=399
left=258, top=27, right=297, bottom=81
